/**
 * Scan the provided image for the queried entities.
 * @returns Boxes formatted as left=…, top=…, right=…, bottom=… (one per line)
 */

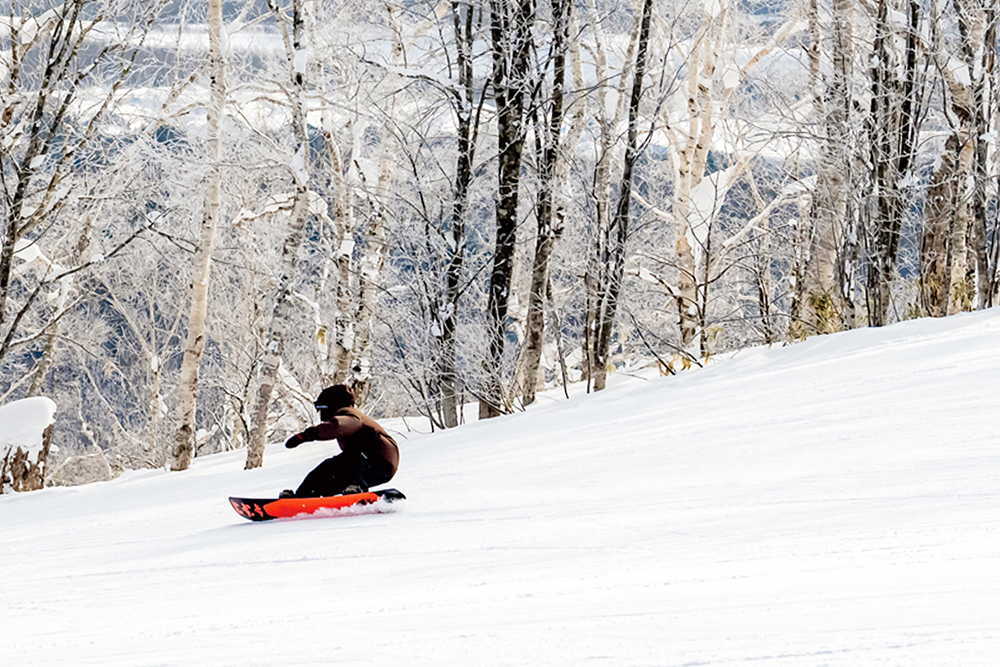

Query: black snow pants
left=294, top=453, right=394, bottom=498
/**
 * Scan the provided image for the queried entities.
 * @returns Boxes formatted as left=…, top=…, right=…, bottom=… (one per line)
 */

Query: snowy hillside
left=2, top=311, right=999, bottom=666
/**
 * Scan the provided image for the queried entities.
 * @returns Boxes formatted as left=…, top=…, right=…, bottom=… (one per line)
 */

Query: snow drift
left=1, top=311, right=998, bottom=666
left=0, top=396, right=56, bottom=456
left=0, top=396, right=56, bottom=493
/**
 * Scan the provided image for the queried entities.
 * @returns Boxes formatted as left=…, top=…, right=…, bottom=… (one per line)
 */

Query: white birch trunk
left=595, top=0, right=654, bottom=391
left=795, top=0, right=855, bottom=336
left=246, top=0, right=311, bottom=469
left=584, top=0, right=636, bottom=388
left=666, top=4, right=797, bottom=350
left=325, top=129, right=356, bottom=384
left=171, top=0, right=226, bottom=471
left=671, top=3, right=728, bottom=357
left=348, top=143, right=393, bottom=405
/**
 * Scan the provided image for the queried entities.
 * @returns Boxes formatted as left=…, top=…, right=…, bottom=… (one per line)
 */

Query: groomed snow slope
left=2, top=311, right=998, bottom=666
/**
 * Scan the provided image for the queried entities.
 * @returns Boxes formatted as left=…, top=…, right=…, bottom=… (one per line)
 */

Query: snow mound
left=0, top=396, right=56, bottom=456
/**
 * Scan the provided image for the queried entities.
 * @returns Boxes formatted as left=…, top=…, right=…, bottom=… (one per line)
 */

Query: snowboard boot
left=278, top=489, right=296, bottom=499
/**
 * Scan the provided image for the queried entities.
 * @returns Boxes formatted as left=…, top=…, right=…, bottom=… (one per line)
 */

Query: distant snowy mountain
left=2, top=309, right=998, bottom=666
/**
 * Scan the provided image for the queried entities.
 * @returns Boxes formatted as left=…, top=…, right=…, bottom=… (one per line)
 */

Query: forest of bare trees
left=2, top=0, right=998, bottom=484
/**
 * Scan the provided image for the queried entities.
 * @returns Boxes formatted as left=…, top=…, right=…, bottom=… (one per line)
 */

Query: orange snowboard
left=229, top=489, right=405, bottom=521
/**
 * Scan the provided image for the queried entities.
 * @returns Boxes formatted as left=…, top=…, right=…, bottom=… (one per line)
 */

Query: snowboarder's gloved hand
left=285, top=426, right=320, bottom=448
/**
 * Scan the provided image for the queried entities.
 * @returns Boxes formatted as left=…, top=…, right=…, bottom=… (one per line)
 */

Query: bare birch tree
left=581, top=0, right=641, bottom=388
left=793, top=0, right=859, bottom=335
left=171, top=0, right=227, bottom=471
left=922, top=0, right=997, bottom=314
left=246, top=0, right=312, bottom=469
left=588, top=0, right=654, bottom=392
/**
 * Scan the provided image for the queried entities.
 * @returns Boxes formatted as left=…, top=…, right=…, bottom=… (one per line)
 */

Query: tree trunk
left=325, top=129, right=356, bottom=384
left=794, top=0, right=854, bottom=336
left=985, top=7, right=999, bottom=307
left=954, top=0, right=996, bottom=308
left=247, top=0, right=311, bottom=469
left=671, top=3, right=728, bottom=356
left=591, top=0, right=654, bottom=392
left=522, top=0, right=571, bottom=406
left=947, top=143, right=974, bottom=315
left=172, top=0, right=226, bottom=471
left=439, top=0, right=478, bottom=427
left=479, top=0, right=533, bottom=419
left=865, top=0, right=921, bottom=327
left=924, top=0, right=978, bottom=315
left=921, top=134, right=966, bottom=317
left=349, top=138, right=394, bottom=406
left=584, top=0, right=642, bottom=388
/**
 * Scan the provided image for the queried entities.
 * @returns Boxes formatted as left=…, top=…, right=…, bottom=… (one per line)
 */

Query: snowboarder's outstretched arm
left=284, top=411, right=363, bottom=448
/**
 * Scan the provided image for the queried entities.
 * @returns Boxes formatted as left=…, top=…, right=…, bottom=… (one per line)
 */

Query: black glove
left=285, top=426, right=320, bottom=448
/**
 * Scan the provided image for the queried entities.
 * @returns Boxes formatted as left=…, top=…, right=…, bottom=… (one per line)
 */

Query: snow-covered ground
left=2, top=311, right=999, bottom=666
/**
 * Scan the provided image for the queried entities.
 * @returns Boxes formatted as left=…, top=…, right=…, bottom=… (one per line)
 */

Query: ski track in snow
left=2, top=310, right=999, bottom=666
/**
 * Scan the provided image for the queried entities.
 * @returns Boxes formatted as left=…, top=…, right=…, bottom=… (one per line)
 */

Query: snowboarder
left=279, top=385, right=399, bottom=498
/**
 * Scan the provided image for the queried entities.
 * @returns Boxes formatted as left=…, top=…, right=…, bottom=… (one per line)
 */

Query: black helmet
left=314, top=384, right=354, bottom=411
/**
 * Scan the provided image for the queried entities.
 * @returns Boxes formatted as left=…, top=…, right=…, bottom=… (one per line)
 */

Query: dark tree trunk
left=439, top=0, right=479, bottom=427
left=479, top=0, right=533, bottom=419
left=865, top=0, right=922, bottom=327
left=591, top=0, right=653, bottom=391
left=522, top=0, right=571, bottom=406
